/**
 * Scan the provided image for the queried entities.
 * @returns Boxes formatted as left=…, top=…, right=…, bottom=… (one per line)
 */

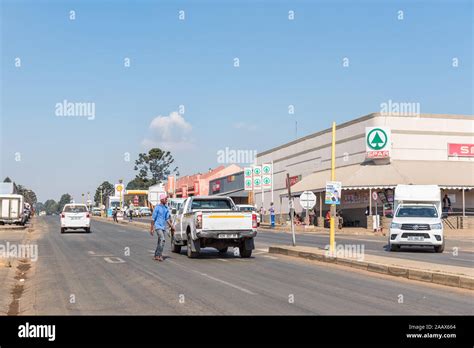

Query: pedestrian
left=442, top=194, right=451, bottom=213
left=269, top=202, right=275, bottom=228
left=112, top=207, right=118, bottom=223
left=150, top=193, right=174, bottom=262
left=365, top=205, right=370, bottom=216
left=309, top=208, right=316, bottom=226
left=128, top=206, right=133, bottom=222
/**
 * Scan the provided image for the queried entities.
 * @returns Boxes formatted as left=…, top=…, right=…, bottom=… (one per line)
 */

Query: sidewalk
left=269, top=245, right=474, bottom=290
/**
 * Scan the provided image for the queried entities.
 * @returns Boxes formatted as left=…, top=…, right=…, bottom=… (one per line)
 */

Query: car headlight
left=390, top=222, right=401, bottom=229
left=430, top=223, right=442, bottom=230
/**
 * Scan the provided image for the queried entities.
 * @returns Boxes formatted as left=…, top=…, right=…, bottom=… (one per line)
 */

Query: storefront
left=208, top=171, right=249, bottom=205
left=254, top=112, right=474, bottom=228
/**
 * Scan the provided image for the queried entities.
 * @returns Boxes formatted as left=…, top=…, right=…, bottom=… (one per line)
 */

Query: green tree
left=94, top=181, right=114, bottom=206
left=126, top=177, right=151, bottom=190
left=58, top=194, right=73, bottom=212
left=133, top=148, right=179, bottom=186
left=17, top=185, right=37, bottom=206
left=44, top=199, right=58, bottom=215
left=35, top=202, right=45, bottom=214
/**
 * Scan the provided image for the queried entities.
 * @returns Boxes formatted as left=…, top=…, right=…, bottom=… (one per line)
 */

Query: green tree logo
left=367, top=128, right=388, bottom=150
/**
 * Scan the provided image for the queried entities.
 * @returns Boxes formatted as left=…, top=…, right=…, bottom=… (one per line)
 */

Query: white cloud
left=142, top=111, right=193, bottom=151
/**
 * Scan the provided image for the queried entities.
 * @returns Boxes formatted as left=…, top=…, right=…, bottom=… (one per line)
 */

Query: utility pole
left=286, top=173, right=296, bottom=246
left=329, top=122, right=336, bottom=254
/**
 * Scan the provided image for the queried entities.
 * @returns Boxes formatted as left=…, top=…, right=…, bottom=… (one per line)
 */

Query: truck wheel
left=61, top=228, right=65, bottom=234
left=434, top=242, right=445, bottom=253
left=239, top=244, right=252, bottom=258
left=171, top=238, right=182, bottom=253
left=218, top=247, right=228, bottom=254
left=389, top=244, right=400, bottom=252
left=186, top=234, right=199, bottom=258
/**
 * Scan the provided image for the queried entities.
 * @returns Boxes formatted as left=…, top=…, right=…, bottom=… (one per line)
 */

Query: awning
left=285, top=160, right=474, bottom=196
left=215, top=189, right=249, bottom=198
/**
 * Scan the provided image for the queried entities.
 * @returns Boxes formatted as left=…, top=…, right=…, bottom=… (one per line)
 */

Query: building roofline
left=257, top=112, right=474, bottom=158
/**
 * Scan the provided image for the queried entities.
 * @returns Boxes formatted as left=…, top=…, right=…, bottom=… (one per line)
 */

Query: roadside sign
left=244, top=167, right=253, bottom=178
left=262, top=163, right=272, bottom=175
left=244, top=178, right=253, bottom=191
left=299, top=191, right=316, bottom=210
left=262, top=175, right=271, bottom=189
left=133, top=195, right=139, bottom=205
left=253, top=176, right=262, bottom=190
left=366, top=127, right=391, bottom=159
left=115, top=184, right=124, bottom=198
left=325, top=181, right=342, bottom=205
left=372, top=191, right=378, bottom=200
left=253, top=165, right=262, bottom=176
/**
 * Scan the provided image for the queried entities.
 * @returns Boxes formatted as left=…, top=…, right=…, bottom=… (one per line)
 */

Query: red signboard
left=367, top=150, right=390, bottom=159
left=286, top=175, right=301, bottom=188
left=448, top=143, right=474, bottom=157
left=133, top=195, right=139, bottom=205
left=212, top=180, right=221, bottom=193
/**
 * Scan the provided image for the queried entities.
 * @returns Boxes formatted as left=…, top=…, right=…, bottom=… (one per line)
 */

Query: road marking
left=104, top=257, right=126, bottom=264
left=449, top=257, right=473, bottom=262
left=199, top=273, right=256, bottom=295
left=256, top=248, right=268, bottom=252
left=88, top=251, right=96, bottom=255
left=263, top=255, right=278, bottom=260
left=218, top=259, right=229, bottom=262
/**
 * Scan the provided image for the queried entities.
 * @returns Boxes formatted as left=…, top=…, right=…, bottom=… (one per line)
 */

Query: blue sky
left=1, top=0, right=472, bottom=202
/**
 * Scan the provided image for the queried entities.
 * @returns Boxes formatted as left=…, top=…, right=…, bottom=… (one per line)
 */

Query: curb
left=268, top=246, right=474, bottom=291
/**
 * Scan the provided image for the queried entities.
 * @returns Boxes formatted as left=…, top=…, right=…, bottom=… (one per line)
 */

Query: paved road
left=122, top=217, right=474, bottom=268
left=17, top=216, right=474, bottom=315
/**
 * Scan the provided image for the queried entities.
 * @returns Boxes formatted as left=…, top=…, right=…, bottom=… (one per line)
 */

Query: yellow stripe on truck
left=207, top=215, right=245, bottom=218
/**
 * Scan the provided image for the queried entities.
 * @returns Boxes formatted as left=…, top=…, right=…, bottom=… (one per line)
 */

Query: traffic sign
left=262, top=175, right=271, bottom=190
left=372, top=191, right=378, bottom=200
left=325, top=181, right=342, bottom=205
left=366, top=127, right=391, bottom=159
left=299, top=191, right=316, bottom=210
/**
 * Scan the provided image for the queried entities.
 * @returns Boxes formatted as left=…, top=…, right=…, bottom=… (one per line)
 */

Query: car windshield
left=192, top=199, right=232, bottom=210
left=396, top=206, right=438, bottom=218
left=239, top=206, right=255, bottom=212
left=64, top=205, right=88, bottom=213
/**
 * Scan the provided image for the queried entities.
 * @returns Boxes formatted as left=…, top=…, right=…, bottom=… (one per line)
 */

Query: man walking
left=269, top=202, right=275, bottom=228
left=112, top=207, right=118, bottom=223
left=150, top=194, right=174, bottom=262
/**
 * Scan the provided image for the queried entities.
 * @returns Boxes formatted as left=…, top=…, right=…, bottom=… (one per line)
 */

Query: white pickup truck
left=170, top=196, right=258, bottom=258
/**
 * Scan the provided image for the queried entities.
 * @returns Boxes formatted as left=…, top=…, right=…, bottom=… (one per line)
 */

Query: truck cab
left=389, top=185, right=444, bottom=253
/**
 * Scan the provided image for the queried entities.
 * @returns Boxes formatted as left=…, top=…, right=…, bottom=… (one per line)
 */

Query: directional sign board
left=366, top=127, right=391, bottom=159
left=325, top=181, right=342, bottom=205
left=299, top=191, right=316, bottom=210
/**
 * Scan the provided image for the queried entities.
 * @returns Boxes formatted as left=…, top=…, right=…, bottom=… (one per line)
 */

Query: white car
left=60, top=204, right=91, bottom=233
left=236, top=204, right=261, bottom=226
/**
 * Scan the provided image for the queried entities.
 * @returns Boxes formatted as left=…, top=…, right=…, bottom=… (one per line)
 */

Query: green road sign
left=262, top=164, right=272, bottom=174
left=367, top=128, right=388, bottom=150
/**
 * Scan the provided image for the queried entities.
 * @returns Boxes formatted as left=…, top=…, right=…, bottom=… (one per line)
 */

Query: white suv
left=60, top=204, right=91, bottom=233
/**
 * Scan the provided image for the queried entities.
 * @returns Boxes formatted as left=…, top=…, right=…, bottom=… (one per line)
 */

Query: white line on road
left=449, top=257, right=474, bottom=262
left=200, top=273, right=256, bottom=295
left=104, top=257, right=126, bottom=264
left=263, top=255, right=278, bottom=260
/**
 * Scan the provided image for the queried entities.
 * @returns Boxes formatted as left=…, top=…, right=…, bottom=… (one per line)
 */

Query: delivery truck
left=389, top=185, right=444, bottom=252
left=0, top=194, right=25, bottom=225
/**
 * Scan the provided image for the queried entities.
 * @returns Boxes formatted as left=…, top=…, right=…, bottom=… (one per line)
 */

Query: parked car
left=171, top=196, right=258, bottom=258
left=139, top=207, right=152, bottom=216
left=60, top=204, right=91, bottom=233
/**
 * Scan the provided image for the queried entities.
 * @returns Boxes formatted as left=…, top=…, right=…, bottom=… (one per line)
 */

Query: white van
left=389, top=185, right=444, bottom=253
left=0, top=194, right=24, bottom=225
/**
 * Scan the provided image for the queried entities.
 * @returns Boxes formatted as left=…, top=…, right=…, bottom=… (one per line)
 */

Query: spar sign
left=366, top=127, right=391, bottom=159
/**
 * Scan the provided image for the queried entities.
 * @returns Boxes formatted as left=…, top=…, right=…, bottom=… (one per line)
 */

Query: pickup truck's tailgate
left=202, top=212, right=253, bottom=231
